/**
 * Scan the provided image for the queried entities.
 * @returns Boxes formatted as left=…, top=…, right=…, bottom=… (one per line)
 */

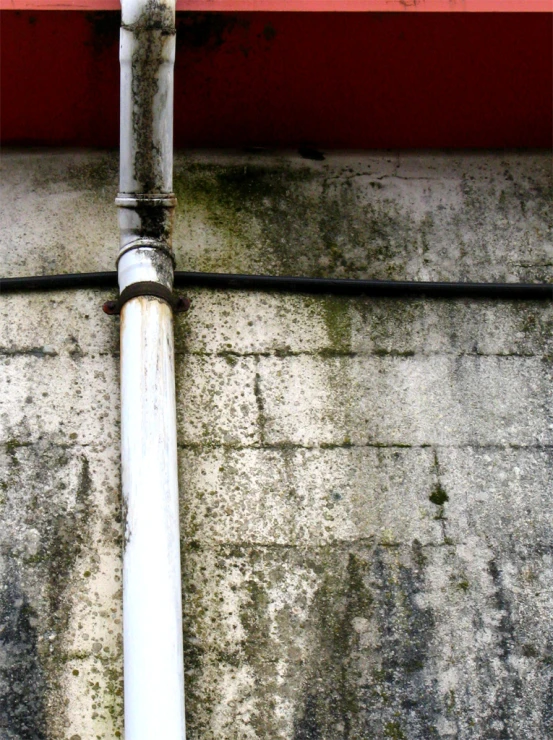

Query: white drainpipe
left=116, top=0, right=186, bottom=737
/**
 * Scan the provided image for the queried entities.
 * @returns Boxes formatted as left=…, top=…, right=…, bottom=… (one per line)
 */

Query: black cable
left=0, top=271, right=551, bottom=300
left=0, top=272, right=118, bottom=292
left=175, top=272, right=553, bottom=300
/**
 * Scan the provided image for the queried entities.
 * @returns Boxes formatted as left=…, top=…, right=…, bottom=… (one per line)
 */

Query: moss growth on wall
left=429, top=483, right=449, bottom=507
left=319, top=296, right=353, bottom=354
left=172, top=158, right=452, bottom=282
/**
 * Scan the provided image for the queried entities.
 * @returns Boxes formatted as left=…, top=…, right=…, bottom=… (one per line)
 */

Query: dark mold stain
left=46, top=457, right=92, bottom=629
left=180, top=544, right=210, bottom=737
left=173, top=160, right=441, bottom=280
left=85, top=11, right=121, bottom=54
left=299, top=145, right=325, bottom=162
left=121, top=491, right=131, bottom=551
left=172, top=156, right=553, bottom=283
left=429, top=450, right=449, bottom=530
left=237, top=576, right=279, bottom=737
left=543, top=637, right=553, bottom=738
left=253, top=362, right=266, bottom=445
left=294, top=543, right=439, bottom=740
left=134, top=203, right=174, bottom=250
left=0, top=440, right=94, bottom=736
left=478, top=557, right=524, bottom=740
left=175, top=13, right=248, bottom=51
left=0, top=566, right=47, bottom=740
left=174, top=162, right=321, bottom=275
left=429, top=482, right=448, bottom=507
left=65, top=153, right=118, bottom=195
left=262, top=23, right=277, bottom=41
left=122, top=2, right=178, bottom=258
left=125, top=1, right=176, bottom=194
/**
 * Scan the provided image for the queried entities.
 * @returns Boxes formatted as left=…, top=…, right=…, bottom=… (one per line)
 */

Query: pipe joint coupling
left=116, top=194, right=177, bottom=209
left=117, top=238, right=176, bottom=268
left=116, top=193, right=177, bottom=263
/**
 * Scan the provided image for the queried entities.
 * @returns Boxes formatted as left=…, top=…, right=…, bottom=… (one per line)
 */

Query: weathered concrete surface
left=2, top=150, right=552, bottom=282
left=1, top=150, right=552, bottom=739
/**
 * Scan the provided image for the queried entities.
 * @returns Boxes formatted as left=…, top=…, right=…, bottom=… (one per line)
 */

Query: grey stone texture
left=1, top=150, right=552, bottom=739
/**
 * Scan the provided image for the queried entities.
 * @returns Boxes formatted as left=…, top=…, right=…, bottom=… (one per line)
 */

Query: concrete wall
left=1, top=150, right=552, bottom=739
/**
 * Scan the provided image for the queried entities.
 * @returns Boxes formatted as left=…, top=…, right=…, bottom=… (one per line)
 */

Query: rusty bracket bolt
left=174, top=296, right=191, bottom=313
left=102, top=300, right=119, bottom=315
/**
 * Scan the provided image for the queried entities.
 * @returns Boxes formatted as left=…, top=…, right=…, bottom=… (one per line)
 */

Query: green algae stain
left=319, top=296, right=352, bottom=353
left=241, top=578, right=272, bottom=661
left=173, top=159, right=438, bottom=282
left=173, top=162, right=319, bottom=275
left=102, top=661, right=124, bottom=733
left=65, top=153, right=118, bottom=194
left=5, top=438, right=30, bottom=467
left=384, top=720, right=407, bottom=739
left=46, top=456, right=92, bottom=620
left=238, top=575, right=281, bottom=737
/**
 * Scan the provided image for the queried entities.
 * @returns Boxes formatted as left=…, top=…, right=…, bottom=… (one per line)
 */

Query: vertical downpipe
left=117, top=1, right=186, bottom=738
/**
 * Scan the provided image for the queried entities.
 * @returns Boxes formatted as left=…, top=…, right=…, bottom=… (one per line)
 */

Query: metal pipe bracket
left=102, top=281, right=190, bottom=315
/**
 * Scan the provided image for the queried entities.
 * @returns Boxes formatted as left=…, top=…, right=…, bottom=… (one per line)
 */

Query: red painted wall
left=1, top=11, right=551, bottom=148
left=1, top=1, right=550, bottom=10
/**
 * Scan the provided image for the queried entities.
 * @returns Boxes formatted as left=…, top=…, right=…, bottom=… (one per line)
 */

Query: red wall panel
left=1, top=1, right=551, bottom=10
left=1, top=11, right=551, bottom=148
